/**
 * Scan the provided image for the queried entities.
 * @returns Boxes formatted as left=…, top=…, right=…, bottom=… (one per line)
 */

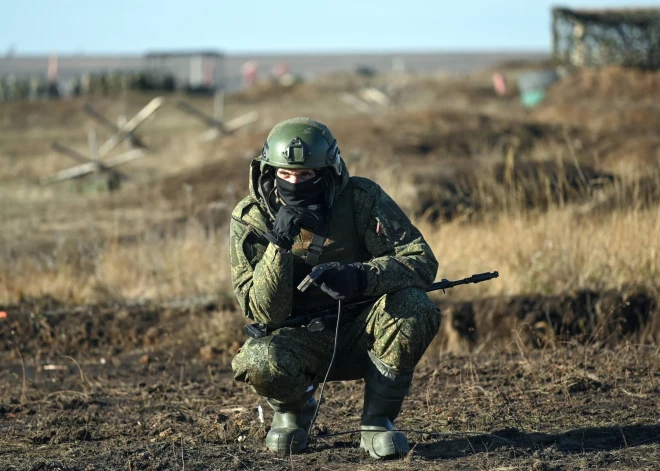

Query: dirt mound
left=412, top=160, right=615, bottom=222
left=595, top=134, right=660, bottom=170
left=532, top=102, right=660, bottom=134
left=439, top=287, right=658, bottom=353
left=586, top=175, right=660, bottom=215
left=0, top=299, right=239, bottom=359
left=3, top=285, right=656, bottom=362
left=331, top=111, right=590, bottom=163
left=388, top=114, right=570, bottom=158
left=155, top=158, right=249, bottom=209
left=534, top=67, right=660, bottom=134
left=546, top=66, right=660, bottom=103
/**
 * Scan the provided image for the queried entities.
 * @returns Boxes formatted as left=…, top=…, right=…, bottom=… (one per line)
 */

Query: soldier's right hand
left=296, top=204, right=325, bottom=230
left=263, top=205, right=325, bottom=251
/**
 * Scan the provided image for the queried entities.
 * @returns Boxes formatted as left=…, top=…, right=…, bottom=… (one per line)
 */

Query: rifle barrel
left=427, top=271, right=499, bottom=292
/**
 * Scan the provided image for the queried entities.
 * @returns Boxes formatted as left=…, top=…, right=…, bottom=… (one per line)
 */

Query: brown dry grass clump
left=546, top=66, right=660, bottom=103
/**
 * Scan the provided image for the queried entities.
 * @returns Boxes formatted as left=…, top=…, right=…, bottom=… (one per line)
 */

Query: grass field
left=1, top=65, right=659, bottom=470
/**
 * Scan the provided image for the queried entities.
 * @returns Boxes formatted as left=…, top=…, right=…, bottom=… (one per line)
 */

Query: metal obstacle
left=176, top=91, right=259, bottom=141
left=338, top=87, right=392, bottom=114
left=42, top=95, right=259, bottom=190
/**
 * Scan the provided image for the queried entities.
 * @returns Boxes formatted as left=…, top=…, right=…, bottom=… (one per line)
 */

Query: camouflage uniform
left=229, top=117, right=441, bottom=458
left=230, top=158, right=441, bottom=402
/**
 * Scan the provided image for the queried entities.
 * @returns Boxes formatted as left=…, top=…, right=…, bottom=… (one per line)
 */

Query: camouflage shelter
left=552, top=7, right=660, bottom=69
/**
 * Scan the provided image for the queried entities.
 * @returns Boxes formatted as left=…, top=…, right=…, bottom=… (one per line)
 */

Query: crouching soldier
left=229, top=117, right=441, bottom=459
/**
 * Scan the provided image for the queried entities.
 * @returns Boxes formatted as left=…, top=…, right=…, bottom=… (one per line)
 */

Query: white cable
left=307, top=299, right=342, bottom=436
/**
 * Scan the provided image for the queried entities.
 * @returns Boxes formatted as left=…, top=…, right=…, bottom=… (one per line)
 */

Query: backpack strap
left=305, top=223, right=329, bottom=266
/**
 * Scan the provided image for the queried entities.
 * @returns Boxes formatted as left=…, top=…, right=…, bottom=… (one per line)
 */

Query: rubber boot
left=265, top=393, right=316, bottom=454
left=360, top=353, right=413, bottom=459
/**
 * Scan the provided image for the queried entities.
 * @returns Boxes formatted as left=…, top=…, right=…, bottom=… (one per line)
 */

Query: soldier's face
left=276, top=168, right=316, bottom=184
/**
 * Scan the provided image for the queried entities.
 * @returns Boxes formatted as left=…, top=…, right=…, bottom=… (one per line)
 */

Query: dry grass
left=2, top=68, right=659, bottom=470
left=1, top=71, right=659, bottom=316
left=424, top=206, right=660, bottom=300
left=2, top=216, right=232, bottom=304
left=2, top=193, right=659, bottom=307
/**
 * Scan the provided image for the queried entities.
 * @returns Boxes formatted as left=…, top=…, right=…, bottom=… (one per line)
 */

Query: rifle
left=244, top=270, right=499, bottom=339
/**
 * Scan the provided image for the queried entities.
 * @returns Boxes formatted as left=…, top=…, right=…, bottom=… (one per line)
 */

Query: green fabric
left=229, top=159, right=439, bottom=325
left=231, top=287, right=441, bottom=403
left=520, top=89, right=547, bottom=108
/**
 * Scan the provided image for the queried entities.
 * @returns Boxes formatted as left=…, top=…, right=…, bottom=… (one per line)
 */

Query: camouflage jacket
left=229, top=159, right=438, bottom=325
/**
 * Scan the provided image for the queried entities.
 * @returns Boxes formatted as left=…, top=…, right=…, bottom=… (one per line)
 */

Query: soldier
left=230, top=118, right=441, bottom=459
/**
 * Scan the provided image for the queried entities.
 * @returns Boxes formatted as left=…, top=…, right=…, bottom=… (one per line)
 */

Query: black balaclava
left=275, top=172, right=326, bottom=208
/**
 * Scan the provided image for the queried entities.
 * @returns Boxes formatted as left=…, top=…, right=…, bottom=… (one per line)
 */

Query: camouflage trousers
left=232, top=287, right=441, bottom=403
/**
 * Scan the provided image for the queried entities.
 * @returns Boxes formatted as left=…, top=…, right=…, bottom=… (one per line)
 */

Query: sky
left=2, top=1, right=657, bottom=55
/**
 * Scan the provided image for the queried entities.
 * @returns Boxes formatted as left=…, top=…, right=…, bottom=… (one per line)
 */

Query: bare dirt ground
left=1, top=300, right=659, bottom=471
left=2, top=65, right=660, bottom=470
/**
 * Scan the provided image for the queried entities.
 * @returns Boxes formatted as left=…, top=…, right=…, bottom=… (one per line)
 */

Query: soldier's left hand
left=317, top=262, right=367, bottom=301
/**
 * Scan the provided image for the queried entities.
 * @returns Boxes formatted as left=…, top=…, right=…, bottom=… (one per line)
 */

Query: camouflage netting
left=552, top=7, right=660, bottom=69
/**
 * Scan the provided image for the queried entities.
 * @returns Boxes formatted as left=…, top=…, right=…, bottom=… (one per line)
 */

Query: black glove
left=263, top=205, right=325, bottom=251
left=316, top=262, right=367, bottom=301
left=296, top=204, right=325, bottom=230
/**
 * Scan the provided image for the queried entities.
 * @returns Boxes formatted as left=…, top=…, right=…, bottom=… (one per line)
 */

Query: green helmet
left=259, top=117, right=342, bottom=175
